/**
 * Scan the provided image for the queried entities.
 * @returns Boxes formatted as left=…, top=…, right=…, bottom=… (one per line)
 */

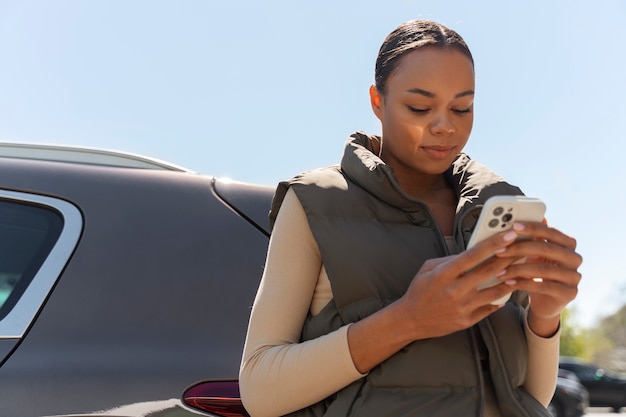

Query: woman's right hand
left=347, top=228, right=521, bottom=373
left=396, top=228, right=523, bottom=340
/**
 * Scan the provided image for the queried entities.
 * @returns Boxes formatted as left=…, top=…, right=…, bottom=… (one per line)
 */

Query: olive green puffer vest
left=269, top=132, right=551, bottom=417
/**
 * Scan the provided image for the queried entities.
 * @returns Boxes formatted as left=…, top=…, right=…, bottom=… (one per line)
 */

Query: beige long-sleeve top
left=240, top=188, right=560, bottom=417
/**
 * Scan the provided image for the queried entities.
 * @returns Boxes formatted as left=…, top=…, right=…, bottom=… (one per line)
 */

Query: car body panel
left=213, top=178, right=273, bottom=236
left=0, top=153, right=273, bottom=416
left=0, top=339, right=18, bottom=362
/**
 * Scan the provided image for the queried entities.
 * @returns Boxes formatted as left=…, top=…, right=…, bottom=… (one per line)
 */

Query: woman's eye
left=452, top=108, right=472, bottom=114
left=408, top=106, right=429, bottom=114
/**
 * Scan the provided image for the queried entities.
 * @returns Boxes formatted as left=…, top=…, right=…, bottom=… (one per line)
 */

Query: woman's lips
left=421, top=145, right=456, bottom=159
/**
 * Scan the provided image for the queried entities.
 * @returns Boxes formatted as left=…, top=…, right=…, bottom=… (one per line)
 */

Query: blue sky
left=1, top=0, right=624, bottom=327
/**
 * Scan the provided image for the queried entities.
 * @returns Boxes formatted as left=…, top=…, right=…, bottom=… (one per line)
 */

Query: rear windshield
left=0, top=200, right=64, bottom=320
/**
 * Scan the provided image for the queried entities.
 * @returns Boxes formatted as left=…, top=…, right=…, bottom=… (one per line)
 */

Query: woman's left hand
left=494, top=221, right=583, bottom=337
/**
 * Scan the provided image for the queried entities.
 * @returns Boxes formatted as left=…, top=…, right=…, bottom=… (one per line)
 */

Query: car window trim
left=0, top=190, right=82, bottom=339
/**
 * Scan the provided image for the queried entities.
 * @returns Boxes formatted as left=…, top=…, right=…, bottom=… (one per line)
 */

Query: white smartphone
left=467, top=195, right=546, bottom=304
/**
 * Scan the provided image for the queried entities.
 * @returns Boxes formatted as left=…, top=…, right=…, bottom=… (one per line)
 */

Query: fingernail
left=513, top=223, right=525, bottom=231
left=497, top=269, right=507, bottom=276
left=505, top=279, right=517, bottom=285
left=504, top=231, right=517, bottom=242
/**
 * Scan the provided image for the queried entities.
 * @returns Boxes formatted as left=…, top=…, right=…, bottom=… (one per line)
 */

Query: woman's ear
left=369, top=84, right=383, bottom=120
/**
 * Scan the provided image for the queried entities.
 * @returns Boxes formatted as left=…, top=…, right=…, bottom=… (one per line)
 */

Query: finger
left=501, top=262, right=582, bottom=287
left=468, top=302, right=504, bottom=323
left=419, top=255, right=459, bottom=273
left=443, top=255, right=520, bottom=307
left=496, top=239, right=583, bottom=270
left=444, top=229, right=519, bottom=277
left=472, top=281, right=516, bottom=306
left=459, top=254, right=519, bottom=287
left=510, top=222, right=577, bottom=251
left=439, top=279, right=511, bottom=319
left=503, top=274, right=579, bottom=301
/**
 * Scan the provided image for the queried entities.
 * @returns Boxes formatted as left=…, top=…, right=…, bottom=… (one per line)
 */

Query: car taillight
left=183, top=380, right=249, bottom=417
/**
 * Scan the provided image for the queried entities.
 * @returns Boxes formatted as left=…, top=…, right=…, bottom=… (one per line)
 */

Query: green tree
left=559, top=304, right=626, bottom=374
left=559, top=307, right=591, bottom=359
left=589, top=304, right=626, bottom=373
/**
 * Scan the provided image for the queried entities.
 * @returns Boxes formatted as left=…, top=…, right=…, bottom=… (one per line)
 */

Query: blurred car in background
left=560, top=356, right=626, bottom=413
left=548, top=368, right=589, bottom=417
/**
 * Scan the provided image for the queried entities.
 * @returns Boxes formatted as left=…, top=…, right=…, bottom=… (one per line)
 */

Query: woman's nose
left=430, top=114, right=456, bottom=136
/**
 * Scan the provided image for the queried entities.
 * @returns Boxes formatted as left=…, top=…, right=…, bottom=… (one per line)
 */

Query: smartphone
left=467, top=195, right=546, bottom=304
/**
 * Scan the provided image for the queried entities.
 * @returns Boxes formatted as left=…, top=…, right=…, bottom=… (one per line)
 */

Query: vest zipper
left=411, top=204, right=450, bottom=256
left=469, top=326, right=486, bottom=417
left=480, top=319, right=534, bottom=417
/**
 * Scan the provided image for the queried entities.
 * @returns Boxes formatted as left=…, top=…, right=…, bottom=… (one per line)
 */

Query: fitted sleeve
left=523, top=310, right=561, bottom=407
left=239, top=188, right=365, bottom=417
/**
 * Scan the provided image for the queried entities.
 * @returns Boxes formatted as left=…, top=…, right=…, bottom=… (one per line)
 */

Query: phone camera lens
left=488, top=218, right=499, bottom=228
left=502, top=213, right=513, bottom=223
left=493, top=206, right=504, bottom=216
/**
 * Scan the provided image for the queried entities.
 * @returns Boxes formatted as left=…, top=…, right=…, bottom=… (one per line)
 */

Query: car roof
left=0, top=141, right=275, bottom=235
left=0, top=142, right=193, bottom=172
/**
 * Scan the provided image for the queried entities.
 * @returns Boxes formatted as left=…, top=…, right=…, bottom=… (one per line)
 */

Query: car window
left=570, top=364, right=598, bottom=380
left=0, top=190, right=82, bottom=339
left=0, top=201, right=64, bottom=318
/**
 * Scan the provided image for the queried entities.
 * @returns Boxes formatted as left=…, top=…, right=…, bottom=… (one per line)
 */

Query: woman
left=239, top=19, right=582, bottom=417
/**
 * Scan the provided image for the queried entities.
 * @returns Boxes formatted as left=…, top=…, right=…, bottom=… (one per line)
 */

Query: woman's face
left=371, top=46, right=475, bottom=178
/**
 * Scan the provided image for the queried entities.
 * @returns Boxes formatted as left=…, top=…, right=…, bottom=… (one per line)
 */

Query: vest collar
left=340, top=131, right=470, bottom=213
